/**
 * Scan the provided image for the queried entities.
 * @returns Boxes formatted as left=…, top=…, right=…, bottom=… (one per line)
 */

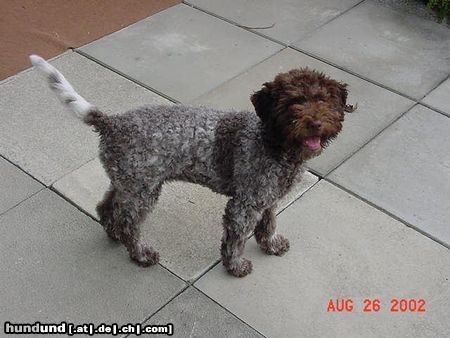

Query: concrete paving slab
left=53, top=158, right=317, bottom=281
left=131, top=287, right=262, bottom=337
left=0, top=52, right=169, bottom=186
left=422, top=77, right=450, bottom=116
left=0, top=189, right=185, bottom=328
left=193, top=48, right=413, bottom=175
left=80, top=4, right=282, bottom=102
left=196, top=181, right=450, bottom=338
left=329, top=105, right=450, bottom=246
left=186, top=0, right=361, bottom=44
left=53, top=158, right=110, bottom=218
left=294, top=1, right=450, bottom=99
left=0, top=157, right=42, bottom=214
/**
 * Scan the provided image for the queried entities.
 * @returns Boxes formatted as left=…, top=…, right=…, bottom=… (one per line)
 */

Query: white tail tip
left=30, top=54, right=94, bottom=118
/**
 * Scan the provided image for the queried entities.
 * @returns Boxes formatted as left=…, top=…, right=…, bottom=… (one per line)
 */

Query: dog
left=30, top=54, right=354, bottom=277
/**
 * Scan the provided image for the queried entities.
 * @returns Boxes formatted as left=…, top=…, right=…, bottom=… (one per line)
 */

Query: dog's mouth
left=302, top=136, right=322, bottom=151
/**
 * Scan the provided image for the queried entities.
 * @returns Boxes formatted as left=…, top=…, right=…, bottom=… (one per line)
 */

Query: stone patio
left=1, top=1, right=449, bottom=337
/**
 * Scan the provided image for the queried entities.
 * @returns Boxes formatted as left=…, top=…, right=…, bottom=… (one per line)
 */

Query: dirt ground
left=0, top=0, right=180, bottom=80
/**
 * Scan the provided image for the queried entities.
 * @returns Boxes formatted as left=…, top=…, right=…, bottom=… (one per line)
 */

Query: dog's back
left=98, top=104, right=257, bottom=196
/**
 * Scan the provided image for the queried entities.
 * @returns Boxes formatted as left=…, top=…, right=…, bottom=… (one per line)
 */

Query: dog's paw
left=131, top=246, right=160, bottom=267
left=261, top=234, right=290, bottom=256
left=226, top=258, right=253, bottom=278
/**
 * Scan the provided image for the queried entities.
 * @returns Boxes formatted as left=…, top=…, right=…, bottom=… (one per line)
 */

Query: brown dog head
left=251, top=68, right=355, bottom=156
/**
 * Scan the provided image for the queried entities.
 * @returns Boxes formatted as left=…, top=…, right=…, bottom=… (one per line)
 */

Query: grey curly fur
left=92, top=105, right=298, bottom=276
left=31, top=55, right=353, bottom=277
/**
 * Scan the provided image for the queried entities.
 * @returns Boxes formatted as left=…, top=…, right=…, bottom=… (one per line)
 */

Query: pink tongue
left=304, top=136, right=321, bottom=150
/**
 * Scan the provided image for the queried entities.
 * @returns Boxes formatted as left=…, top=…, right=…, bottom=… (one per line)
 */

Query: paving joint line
left=418, top=101, right=449, bottom=118
left=325, top=179, right=450, bottom=250
left=417, top=73, right=450, bottom=117
left=183, top=1, right=288, bottom=47
left=0, top=187, right=45, bottom=218
left=49, top=156, right=98, bottom=187
left=49, top=186, right=102, bottom=224
left=126, top=283, right=267, bottom=338
left=73, top=49, right=181, bottom=104
left=306, top=167, right=325, bottom=179
left=192, top=285, right=268, bottom=338
left=0, top=154, right=47, bottom=187
left=420, top=72, right=450, bottom=99
left=323, top=101, right=418, bottom=176
left=275, top=175, right=321, bottom=215
left=123, top=284, right=190, bottom=338
left=189, top=259, right=222, bottom=284
left=297, top=0, right=366, bottom=42
left=188, top=47, right=288, bottom=103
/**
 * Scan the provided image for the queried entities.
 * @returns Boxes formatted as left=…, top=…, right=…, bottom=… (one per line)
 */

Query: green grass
left=426, top=0, right=449, bottom=23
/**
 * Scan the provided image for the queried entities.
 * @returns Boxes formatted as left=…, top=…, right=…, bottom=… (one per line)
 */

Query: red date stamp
left=327, top=299, right=426, bottom=313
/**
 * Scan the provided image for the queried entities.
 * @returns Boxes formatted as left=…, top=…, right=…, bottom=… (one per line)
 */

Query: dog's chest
left=276, top=163, right=305, bottom=199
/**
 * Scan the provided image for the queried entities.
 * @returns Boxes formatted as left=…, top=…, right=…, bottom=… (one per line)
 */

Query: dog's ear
left=338, top=82, right=356, bottom=113
left=251, top=82, right=274, bottom=121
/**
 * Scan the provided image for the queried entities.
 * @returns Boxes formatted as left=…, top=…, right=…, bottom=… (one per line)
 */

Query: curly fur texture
left=31, top=55, right=354, bottom=277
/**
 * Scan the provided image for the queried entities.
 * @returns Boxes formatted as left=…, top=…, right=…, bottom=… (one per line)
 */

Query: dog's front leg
left=254, top=207, right=290, bottom=256
left=221, top=198, right=260, bottom=277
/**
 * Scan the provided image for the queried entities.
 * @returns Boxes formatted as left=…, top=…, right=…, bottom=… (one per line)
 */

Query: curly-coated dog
left=30, top=54, right=354, bottom=277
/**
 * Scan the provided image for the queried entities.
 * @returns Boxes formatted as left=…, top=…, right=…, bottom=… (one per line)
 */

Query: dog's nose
left=309, top=120, right=322, bottom=129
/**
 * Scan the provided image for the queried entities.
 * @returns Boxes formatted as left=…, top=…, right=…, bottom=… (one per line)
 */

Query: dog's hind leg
left=101, top=182, right=162, bottom=266
left=97, top=186, right=120, bottom=241
left=254, top=207, right=289, bottom=256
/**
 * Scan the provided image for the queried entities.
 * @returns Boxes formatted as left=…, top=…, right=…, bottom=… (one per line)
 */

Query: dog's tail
left=29, top=54, right=106, bottom=128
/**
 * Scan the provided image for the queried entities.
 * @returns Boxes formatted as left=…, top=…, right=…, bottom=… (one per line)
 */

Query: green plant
left=426, top=0, right=449, bottom=23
